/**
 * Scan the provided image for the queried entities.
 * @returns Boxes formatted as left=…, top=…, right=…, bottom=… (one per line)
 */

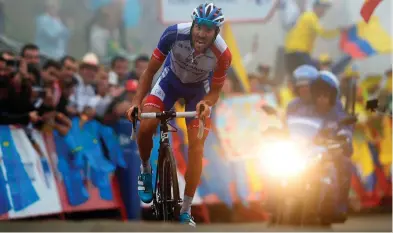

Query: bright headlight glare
left=259, top=141, right=307, bottom=177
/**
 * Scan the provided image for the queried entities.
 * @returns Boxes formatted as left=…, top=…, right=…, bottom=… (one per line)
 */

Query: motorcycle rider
left=286, top=70, right=353, bottom=221
left=286, top=65, right=346, bottom=121
left=285, top=65, right=319, bottom=115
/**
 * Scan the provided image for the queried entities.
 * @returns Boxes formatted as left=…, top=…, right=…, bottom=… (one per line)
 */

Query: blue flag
left=112, top=118, right=142, bottom=220
left=0, top=126, right=39, bottom=211
left=199, top=132, right=233, bottom=208
left=53, top=131, right=89, bottom=206
left=232, top=160, right=250, bottom=207
left=0, top=165, right=11, bottom=214
left=68, top=118, right=115, bottom=172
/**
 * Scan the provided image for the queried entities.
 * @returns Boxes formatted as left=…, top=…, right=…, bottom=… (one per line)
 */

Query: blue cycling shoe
left=137, top=172, right=153, bottom=203
left=179, top=212, right=196, bottom=227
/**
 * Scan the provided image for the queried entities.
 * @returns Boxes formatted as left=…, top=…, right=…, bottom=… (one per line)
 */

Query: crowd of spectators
left=0, top=42, right=149, bottom=131
left=221, top=53, right=391, bottom=117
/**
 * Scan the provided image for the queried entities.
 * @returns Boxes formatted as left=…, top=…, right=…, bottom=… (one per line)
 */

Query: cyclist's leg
left=138, top=67, right=178, bottom=163
left=137, top=67, right=178, bottom=203
left=179, top=80, right=211, bottom=225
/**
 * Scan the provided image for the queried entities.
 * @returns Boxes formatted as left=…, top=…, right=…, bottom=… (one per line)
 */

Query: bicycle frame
left=130, top=109, right=203, bottom=221
left=158, top=118, right=171, bottom=146
left=153, top=117, right=179, bottom=203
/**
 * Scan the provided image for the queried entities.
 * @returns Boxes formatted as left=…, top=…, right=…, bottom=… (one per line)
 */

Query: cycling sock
left=140, top=161, right=151, bottom=174
left=180, top=195, right=193, bottom=214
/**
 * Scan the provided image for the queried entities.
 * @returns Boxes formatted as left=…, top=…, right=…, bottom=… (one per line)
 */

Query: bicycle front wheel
left=159, top=146, right=181, bottom=221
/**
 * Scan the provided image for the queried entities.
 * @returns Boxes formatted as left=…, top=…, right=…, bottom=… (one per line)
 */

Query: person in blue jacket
left=286, top=65, right=346, bottom=119
left=286, top=70, right=353, bottom=221
left=286, top=65, right=319, bottom=116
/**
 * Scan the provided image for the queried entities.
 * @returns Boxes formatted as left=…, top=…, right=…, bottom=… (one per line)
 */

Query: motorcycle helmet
left=292, top=65, right=319, bottom=96
left=293, top=65, right=319, bottom=86
left=310, top=70, right=340, bottom=106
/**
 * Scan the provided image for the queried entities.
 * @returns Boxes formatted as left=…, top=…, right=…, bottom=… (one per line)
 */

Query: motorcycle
left=260, top=105, right=357, bottom=226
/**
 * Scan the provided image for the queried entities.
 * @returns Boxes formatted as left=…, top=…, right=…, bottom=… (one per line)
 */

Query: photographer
left=30, top=59, right=71, bottom=131
left=0, top=55, right=41, bottom=125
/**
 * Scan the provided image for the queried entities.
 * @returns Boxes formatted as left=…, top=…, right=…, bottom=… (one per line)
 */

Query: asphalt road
left=0, top=214, right=391, bottom=232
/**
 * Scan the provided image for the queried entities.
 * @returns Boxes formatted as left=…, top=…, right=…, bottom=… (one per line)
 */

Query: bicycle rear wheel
left=158, top=146, right=181, bottom=221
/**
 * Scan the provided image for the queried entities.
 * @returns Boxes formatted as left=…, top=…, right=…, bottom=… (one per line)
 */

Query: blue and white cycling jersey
left=144, top=23, right=232, bottom=121
left=152, top=23, right=231, bottom=85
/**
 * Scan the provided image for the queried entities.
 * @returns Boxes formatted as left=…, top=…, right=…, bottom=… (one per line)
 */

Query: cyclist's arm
left=132, top=25, right=177, bottom=105
left=203, top=49, right=232, bottom=106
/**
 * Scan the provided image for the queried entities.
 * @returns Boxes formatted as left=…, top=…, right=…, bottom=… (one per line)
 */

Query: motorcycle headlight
left=259, top=141, right=307, bottom=178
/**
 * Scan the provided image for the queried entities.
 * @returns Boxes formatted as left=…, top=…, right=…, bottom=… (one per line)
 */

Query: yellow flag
left=246, top=158, right=263, bottom=193
left=351, top=140, right=375, bottom=178
left=356, top=16, right=392, bottom=54
left=174, top=102, right=189, bottom=145
left=379, top=116, right=392, bottom=168
left=222, top=23, right=251, bottom=93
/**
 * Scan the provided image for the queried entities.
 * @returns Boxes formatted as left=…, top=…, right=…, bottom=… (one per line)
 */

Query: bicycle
left=130, top=107, right=205, bottom=222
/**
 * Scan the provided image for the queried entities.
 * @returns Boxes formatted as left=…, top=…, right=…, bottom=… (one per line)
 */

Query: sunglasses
left=195, top=17, right=218, bottom=29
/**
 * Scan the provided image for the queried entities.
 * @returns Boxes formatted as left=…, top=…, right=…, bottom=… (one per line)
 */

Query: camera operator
left=30, top=59, right=69, bottom=131
left=0, top=55, right=41, bottom=125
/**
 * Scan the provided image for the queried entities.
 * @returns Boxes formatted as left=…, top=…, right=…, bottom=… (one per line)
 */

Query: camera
left=5, top=58, right=20, bottom=68
left=27, top=63, right=43, bottom=88
left=4, top=58, right=42, bottom=86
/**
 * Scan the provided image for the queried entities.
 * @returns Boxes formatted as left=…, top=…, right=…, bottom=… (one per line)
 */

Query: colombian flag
left=340, top=16, right=392, bottom=59
left=222, top=23, right=251, bottom=93
left=360, top=0, right=383, bottom=23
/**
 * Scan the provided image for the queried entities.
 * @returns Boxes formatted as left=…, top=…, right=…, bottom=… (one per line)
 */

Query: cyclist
left=126, top=3, right=231, bottom=226
left=287, top=70, right=353, bottom=221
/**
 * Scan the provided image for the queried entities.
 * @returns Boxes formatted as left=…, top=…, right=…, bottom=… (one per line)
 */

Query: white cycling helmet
left=191, top=3, right=225, bottom=28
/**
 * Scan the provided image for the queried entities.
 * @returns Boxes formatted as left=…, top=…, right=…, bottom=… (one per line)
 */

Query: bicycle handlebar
left=140, top=111, right=197, bottom=119
left=130, top=107, right=205, bottom=140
